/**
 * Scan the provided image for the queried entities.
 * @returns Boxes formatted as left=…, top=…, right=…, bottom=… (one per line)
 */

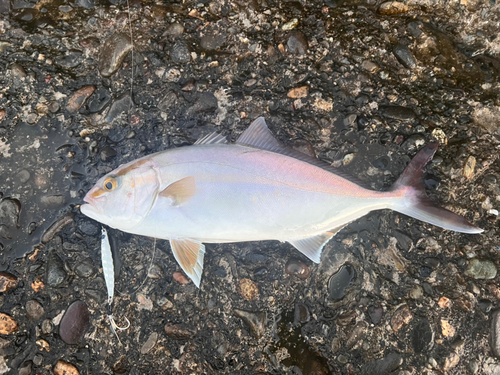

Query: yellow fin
left=159, top=176, right=196, bottom=205
left=169, top=238, right=205, bottom=288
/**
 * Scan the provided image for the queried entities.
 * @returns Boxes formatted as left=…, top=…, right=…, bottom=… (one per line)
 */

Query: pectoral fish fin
left=170, top=238, right=205, bottom=288
left=195, top=132, right=228, bottom=145
left=159, top=176, right=196, bottom=206
left=288, top=226, right=345, bottom=264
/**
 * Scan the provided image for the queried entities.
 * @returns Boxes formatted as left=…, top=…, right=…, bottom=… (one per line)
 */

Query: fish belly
left=130, top=144, right=393, bottom=242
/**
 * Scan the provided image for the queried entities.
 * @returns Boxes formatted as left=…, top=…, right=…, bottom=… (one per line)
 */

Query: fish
left=81, top=117, right=483, bottom=287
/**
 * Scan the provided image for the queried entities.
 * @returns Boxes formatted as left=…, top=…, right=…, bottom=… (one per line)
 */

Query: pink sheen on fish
left=81, top=117, right=483, bottom=287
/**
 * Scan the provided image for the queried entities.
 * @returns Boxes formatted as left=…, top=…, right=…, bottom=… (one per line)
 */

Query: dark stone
left=233, top=309, right=266, bottom=338
left=98, top=33, right=133, bottom=77
left=360, top=352, right=403, bottom=375
left=200, top=33, right=225, bottom=51
left=368, top=305, right=383, bottom=325
left=87, top=88, right=111, bottom=113
left=170, top=41, right=190, bottom=63
left=105, top=95, right=133, bottom=123
left=84, top=288, right=106, bottom=304
left=287, top=31, right=308, bottom=55
left=46, top=251, right=67, bottom=287
left=285, top=258, right=310, bottom=279
left=380, top=105, right=416, bottom=121
left=79, top=220, right=99, bottom=236
left=393, top=44, right=417, bottom=69
left=0, top=0, right=9, bottom=13
left=100, top=146, right=117, bottom=162
left=412, top=319, right=434, bottom=353
left=26, top=300, right=44, bottom=320
left=0, top=198, right=21, bottom=227
left=328, top=263, right=356, bottom=300
left=186, top=92, right=218, bottom=116
left=59, top=301, right=90, bottom=344
left=55, top=51, right=83, bottom=69
left=74, top=258, right=96, bottom=278
left=293, top=303, right=310, bottom=325
left=74, top=0, right=94, bottom=9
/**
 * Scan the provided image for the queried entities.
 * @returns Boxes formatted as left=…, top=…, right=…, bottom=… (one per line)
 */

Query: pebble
left=379, top=105, right=416, bottom=121
left=98, top=33, right=133, bottom=78
left=0, top=272, right=18, bottom=292
left=282, top=18, right=299, bottom=31
left=79, top=220, right=99, bottom=236
left=285, top=258, right=310, bottom=279
left=140, top=332, right=158, bottom=354
left=233, top=309, right=266, bottom=338
left=164, top=68, right=181, bottom=82
left=360, top=352, right=403, bottom=375
left=41, top=213, right=74, bottom=244
left=465, top=258, right=497, bottom=279
left=74, top=0, right=93, bottom=9
left=18, top=361, right=32, bottom=375
left=186, top=92, right=218, bottom=115
left=409, top=285, right=423, bottom=300
left=393, top=44, right=417, bottom=69
left=100, top=146, right=117, bottom=162
left=54, top=360, right=79, bottom=375
left=287, top=31, right=308, bottom=55
left=59, top=300, right=90, bottom=344
left=438, top=296, right=452, bottom=308
left=172, top=271, right=190, bottom=284
left=412, top=319, right=434, bottom=353
left=11, top=63, right=27, bottom=78
left=36, top=338, right=50, bottom=351
left=0, top=198, right=21, bottom=227
left=163, top=22, right=184, bottom=37
left=346, top=321, right=368, bottom=348
left=287, top=86, right=309, bottom=99
left=55, top=51, right=83, bottom=69
left=200, top=33, right=225, bottom=51
left=378, top=1, right=409, bottom=14
left=443, top=353, right=460, bottom=371
left=463, top=156, right=476, bottom=179
left=74, top=258, right=95, bottom=278
left=0, top=109, right=6, bottom=121
left=87, top=88, right=111, bottom=113
left=440, top=319, right=455, bottom=338
left=26, top=299, right=44, bottom=320
left=391, top=305, right=412, bottom=331
left=491, top=310, right=500, bottom=358
left=104, top=95, right=133, bottom=123
left=293, top=303, right=310, bottom=325
left=361, top=60, right=379, bottom=73
left=46, top=251, right=67, bottom=287
left=328, top=263, right=356, bottom=300
left=137, top=293, right=153, bottom=311
left=0, top=313, right=18, bottom=334
left=238, top=278, right=259, bottom=301
left=164, top=323, right=195, bottom=340
left=401, top=134, right=426, bottom=152
left=0, top=0, right=9, bottom=13
left=40, top=194, right=66, bottom=207
left=367, top=305, right=383, bottom=325
left=170, top=41, right=190, bottom=63
left=41, top=319, right=53, bottom=334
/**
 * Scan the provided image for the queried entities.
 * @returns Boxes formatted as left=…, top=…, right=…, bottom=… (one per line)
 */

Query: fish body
left=81, top=117, right=482, bottom=287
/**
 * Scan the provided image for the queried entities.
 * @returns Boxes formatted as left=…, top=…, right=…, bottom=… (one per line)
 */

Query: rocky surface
left=0, top=0, right=500, bottom=373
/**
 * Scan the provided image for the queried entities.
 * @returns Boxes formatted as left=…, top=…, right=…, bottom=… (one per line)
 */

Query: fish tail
left=389, top=142, right=483, bottom=234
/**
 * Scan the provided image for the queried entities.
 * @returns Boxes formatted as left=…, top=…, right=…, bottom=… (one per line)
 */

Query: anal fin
left=288, top=225, right=346, bottom=263
left=169, top=238, right=205, bottom=288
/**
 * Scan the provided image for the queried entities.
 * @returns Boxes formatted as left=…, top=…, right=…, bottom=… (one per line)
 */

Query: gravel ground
left=1, top=0, right=500, bottom=373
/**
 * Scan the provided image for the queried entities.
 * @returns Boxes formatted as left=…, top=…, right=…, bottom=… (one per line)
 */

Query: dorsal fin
left=194, top=132, right=228, bottom=145
left=237, top=117, right=370, bottom=189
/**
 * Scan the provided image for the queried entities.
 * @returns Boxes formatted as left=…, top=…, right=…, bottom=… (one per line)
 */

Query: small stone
left=360, top=352, right=403, bottom=375
left=31, top=278, right=44, bottom=292
left=233, top=309, right=266, bottom=338
left=410, top=285, right=423, bottom=300
left=443, top=353, right=460, bottom=371
left=438, top=296, right=452, bottom=308
left=491, top=310, right=500, bottom=358
left=74, top=0, right=93, bottom=9
left=367, top=305, right=383, bottom=325
left=0, top=198, right=21, bottom=227
left=173, top=271, right=190, bottom=285
left=67, top=86, right=95, bottom=113
left=361, top=60, right=379, bottom=73
left=313, top=98, right=333, bottom=111
left=100, top=146, right=117, bottom=162
left=40, top=195, right=66, bottom=207
left=0, top=272, right=18, bottom=292
left=163, top=22, right=184, bottom=37
left=463, top=156, right=476, bottom=179
left=440, top=319, right=455, bottom=338
left=200, top=33, right=225, bottom=51
left=380, top=105, right=416, bottom=121
left=287, top=31, right=308, bottom=55
left=186, top=92, right=218, bottom=115
left=164, top=323, right=195, bottom=340
left=87, top=88, right=111, bottom=113
left=285, top=258, right=310, bottom=279
left=287, top=86, right=309, bottom=99
left=0, top=313, right=18, bottom=334
left=46, top=251, right=67, bottom=287
left=140, top=332, right=158, bottom=354
left=104, top=95, right=134, bottom=124
left=328, top=264, right=356, bottom=301
left=337, top=310, right=357, bottom=326
left=54, top=360, right=79, bottom=375
left=170, top=41, right=190, bottom=63
left=164, top=68, right=181, bottom=82
left=393, top=44, right=417, bottom=69
left=293, top=303, right=310, bottom=325
left=41, top=319, right=53, bottom=334
left=488, top=284, right=500, bottom=300
left=391, top=305, right=412, bottom=331
left=431, top=128, right=448, bottom=145
left=137, top=293, right=153, bottom=311
left=412, top=319, right=434, bottom=353
left=378, top=1, right=409, bottom=14
left=26, top=300, right=44, bottom=320
left=282, top=18, right=299, bottom=31
left=465, top=258, right=497, bottom=279
left=59, top=301, right=90, bottom=344
left=238, top=278, right=259, bottom=301
left=11, top=63, right=27, bottom=78
left=74, top=258, right=95, bottom=278
left=0, top=110, right=6, bottom=121
left=36, top=338, right=50, bottom=351
left=98, top=33, right=133, bottom=78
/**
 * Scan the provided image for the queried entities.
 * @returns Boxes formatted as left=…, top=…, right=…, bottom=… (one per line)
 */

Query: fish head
left=81, top=158, right=160, bottom=230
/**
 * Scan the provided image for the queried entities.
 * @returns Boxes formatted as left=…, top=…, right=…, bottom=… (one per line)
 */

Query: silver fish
left=82, top=117, right=482, bottom=287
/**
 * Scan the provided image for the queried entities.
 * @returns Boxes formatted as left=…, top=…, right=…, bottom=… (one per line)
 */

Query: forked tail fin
left=390, top=142, right=483, bottom=234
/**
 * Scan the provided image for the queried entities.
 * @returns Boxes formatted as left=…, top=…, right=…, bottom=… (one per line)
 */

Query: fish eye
left=103, top=177, right=117, bottom=191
